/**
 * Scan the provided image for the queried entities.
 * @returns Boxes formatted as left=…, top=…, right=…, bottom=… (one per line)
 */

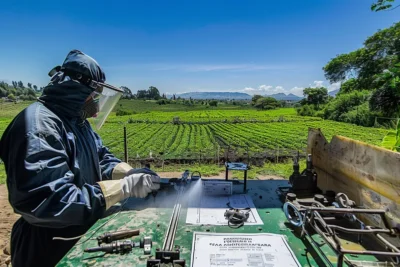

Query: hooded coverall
left=0, top=51, right=132, bottom=266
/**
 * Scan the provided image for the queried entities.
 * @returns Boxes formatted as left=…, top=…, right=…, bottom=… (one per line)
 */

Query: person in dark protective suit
left=0, top=50, right=160, bottom=267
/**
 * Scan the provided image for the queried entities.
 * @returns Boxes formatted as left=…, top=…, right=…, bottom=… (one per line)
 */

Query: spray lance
left=84, top=236, right=153, bottom=255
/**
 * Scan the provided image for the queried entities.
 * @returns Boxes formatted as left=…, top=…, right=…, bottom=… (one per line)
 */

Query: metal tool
left=147, top=178, right=190, bottom=266
left=283, top=192, right=400, bottom=267
left=224, top=209, right=250, bottom=228
left=225, top=202, right=250, bottom=228
left=289, top=153, right=319, bottom=195
left=277, top=153, right=321, bottom=199
left=97, top=229, right=140, bottom=245
left=85, top=236, right=152, bottom=255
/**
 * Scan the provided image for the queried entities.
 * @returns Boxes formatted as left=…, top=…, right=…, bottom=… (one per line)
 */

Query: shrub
left=116, top=109, right=136, bottom=116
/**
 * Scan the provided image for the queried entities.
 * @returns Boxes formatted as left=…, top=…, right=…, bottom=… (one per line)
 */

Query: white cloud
left=238, top=84, right=306, bottom=97
left=288, top=86, right=304, bottom=96
left=243, top=85, right=277, bottom=94
left=258, top=85, right=273, bottom=91
left=328, top=82, right=341, bottom=92
left=313, top=81, right=324, bottom=87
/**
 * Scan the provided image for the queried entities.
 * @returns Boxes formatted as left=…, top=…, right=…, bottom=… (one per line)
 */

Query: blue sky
left=0, top=0, right=398, bottom=96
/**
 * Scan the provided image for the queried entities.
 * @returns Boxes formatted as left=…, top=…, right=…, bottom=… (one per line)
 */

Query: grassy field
left=99, top=106, right=388, bottom=160
left=0, top=99, right=391, bottom=184
left=117, top=99, right=253, bottom=112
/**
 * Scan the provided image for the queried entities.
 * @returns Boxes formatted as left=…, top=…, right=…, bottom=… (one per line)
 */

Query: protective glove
left=111, top=162, right=158, bottom=180
left=98, top=173, right=161, bottom=210
left=121, top=173, right=160, bottom=199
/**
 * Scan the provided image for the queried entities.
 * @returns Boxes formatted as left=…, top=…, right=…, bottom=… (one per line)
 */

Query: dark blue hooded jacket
left=0, top=50, right=122, bottom=266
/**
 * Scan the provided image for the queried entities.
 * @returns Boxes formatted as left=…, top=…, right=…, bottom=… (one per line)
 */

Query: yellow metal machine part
left=307, top=128, right=400, bottom=246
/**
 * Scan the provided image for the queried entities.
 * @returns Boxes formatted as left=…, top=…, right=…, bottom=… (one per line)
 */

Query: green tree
left=17, top=81, right=24, bottom=88
left=303, top=87, right=328, bottom=109
left=157, top=99, right=168, bottom=105
left=27, top=88, right=36, bottom=97
left=33, top=85, right=38, bottom=91
left=370, top=64, right=400, bottom=117
left=296, top=104, right=315, bottom=116
left=27, top=83, right=32, bottom=89
left=147, top=86, right=160, bottom=100
left=339, top=78, right=359, bottom=94
left=371, top=0, right=399, bottom=11
left=209, top=100, right=218, bottom=107
left=0, top=88, right=7, bottom=97
left=254, top=97, right=279, bottom=110
left=9, top=88, right=16, bottom=96
left=0, top=81, right=8, bottom=90
left=324, top=22, right=400, bottom=90
left=7, top=94, right=16, bottom=100
left=136, top=90, right=147, bottom=99
left=121, top=86, right=133, bottom=99
left=279, top=100, right=287, bottom=108
left=251, top=95, right=263, bottom=106
left=323, top=90, right=371, bottom=122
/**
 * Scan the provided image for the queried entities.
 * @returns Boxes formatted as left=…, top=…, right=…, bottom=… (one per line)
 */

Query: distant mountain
left=174, top=92, right=252, bottom=100
left=329, top=89, right=340, bottom=97
left=265, top=93, right=302, bottom=101
left=168, top=91, right=304, bottom=101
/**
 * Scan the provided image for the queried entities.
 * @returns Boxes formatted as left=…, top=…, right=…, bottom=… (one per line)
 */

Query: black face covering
left=80, top=97, right=99, bottom=120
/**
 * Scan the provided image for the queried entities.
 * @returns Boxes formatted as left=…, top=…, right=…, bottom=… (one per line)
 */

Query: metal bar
left=340, top=249, right=400, bottom=257
left=169, top=203, right=181, bottom=250
left=166, top=202, right=181, bottom=251
left=290, top=193, right=400, bottom=266
left=368, top=226, right=400, bottom=253
left=307, top=207, right=386, bottom=214
left=327, top=225, right=392, bottom=234
left=162, top=188, right=184, bottom=251
left=162, top=203, right=177, bottom=250
left=124, top=126, right=128, bottom=162
left=313, top=222, right=354, bottom=267
left=301, top=216, right=334, bottom=267
left=225, top=166, right=228, bottom=180
left=308, top=210, right=400, bottom=265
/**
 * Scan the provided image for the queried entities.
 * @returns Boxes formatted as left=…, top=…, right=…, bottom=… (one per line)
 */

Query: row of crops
left=105, top=108, right=317, bottom=124
left=98, top=119, right=388, bottom=160
left=0, top=104, right=390, bottom=161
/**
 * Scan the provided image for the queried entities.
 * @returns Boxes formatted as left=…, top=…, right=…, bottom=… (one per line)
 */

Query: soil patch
left=0, top=184, right=19, bottom=266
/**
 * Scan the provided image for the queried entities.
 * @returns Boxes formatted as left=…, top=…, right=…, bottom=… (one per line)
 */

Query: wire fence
left=118, top=140, right=309, bottom=168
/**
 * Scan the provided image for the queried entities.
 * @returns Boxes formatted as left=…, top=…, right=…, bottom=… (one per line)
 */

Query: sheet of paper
left=203, top=181, right=232, bottom=196
left=191, top=232, right=301, bottom=267
left=186, top=193, right=263, bottom=225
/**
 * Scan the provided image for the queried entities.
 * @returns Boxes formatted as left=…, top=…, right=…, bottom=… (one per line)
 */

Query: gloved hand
left=120, top=173, right=160, bottom=199
left=98, top=172, right=161, bottom=210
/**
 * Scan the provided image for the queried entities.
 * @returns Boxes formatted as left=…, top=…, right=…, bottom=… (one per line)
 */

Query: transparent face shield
left=90, top=82, right=123, bottom=130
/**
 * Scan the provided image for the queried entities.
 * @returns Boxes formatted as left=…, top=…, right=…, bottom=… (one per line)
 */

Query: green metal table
left=57, top=179, right=379, bottom=267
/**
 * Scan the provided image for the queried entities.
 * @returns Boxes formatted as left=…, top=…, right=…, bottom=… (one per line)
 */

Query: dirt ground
left=0, top=172, right=283, bottom=266
left=157, top=171, right=284, bottom=180
left=0, top=185, right=19, bottom=266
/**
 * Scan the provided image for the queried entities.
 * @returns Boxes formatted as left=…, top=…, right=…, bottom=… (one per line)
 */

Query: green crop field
left=0, top=99, right=391, bottom=182
left=0, top=100, right=389, bottom=160
left=99, top=114, right=387, bottom=160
